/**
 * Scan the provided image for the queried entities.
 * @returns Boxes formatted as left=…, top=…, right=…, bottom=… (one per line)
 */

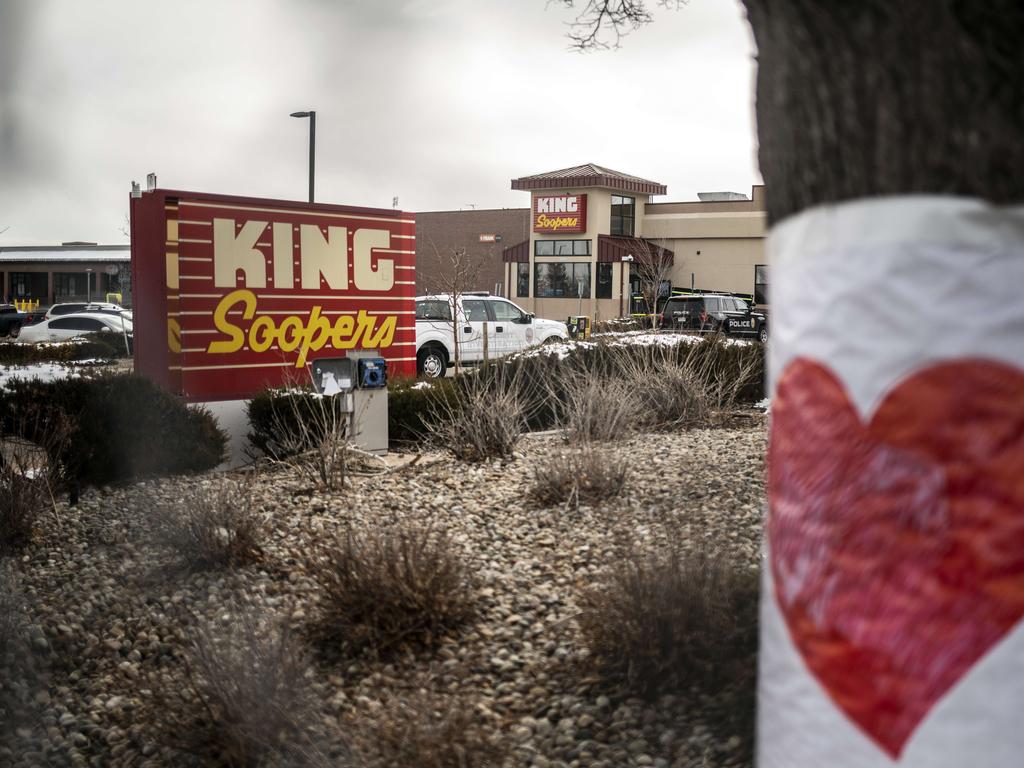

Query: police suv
left=659, top=293, right=768, bottom=343
left=415, top=293, right=569, bottom=378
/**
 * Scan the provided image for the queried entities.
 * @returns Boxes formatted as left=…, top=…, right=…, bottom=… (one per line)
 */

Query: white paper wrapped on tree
left=760, top=197, right=1024, bottom=768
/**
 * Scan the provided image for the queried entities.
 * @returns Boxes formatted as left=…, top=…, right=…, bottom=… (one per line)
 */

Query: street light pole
left=290, top=110, right=316, bottom=203
left=86, top=268, right=93, bottom=304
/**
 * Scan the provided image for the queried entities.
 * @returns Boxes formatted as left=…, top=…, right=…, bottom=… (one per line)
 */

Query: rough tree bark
left=563, top=1, right=1024, bottom=223
left=743, top=0, right=1024, bottom=224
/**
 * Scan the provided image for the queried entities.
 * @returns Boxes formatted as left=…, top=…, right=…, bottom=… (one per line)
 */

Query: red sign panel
left=532, top=193, right=587, bottom=234
left=130, top=189, right=416, bottom=401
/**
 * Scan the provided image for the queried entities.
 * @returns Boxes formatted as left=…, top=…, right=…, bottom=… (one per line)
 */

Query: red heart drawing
left=768, top=358, right=1024, bottom=759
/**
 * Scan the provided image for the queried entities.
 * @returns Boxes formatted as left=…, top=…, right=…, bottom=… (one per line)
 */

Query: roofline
left=414, top=207, right=529, bottom=214
left=512, top=174, right=667, bottom=196
left=141, top=188, right=409, bottom=218
left=0, top=245, right=130, bottom=252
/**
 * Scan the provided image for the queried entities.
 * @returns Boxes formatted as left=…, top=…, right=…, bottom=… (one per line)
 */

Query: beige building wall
left=664, top=237, right=766, bottom=297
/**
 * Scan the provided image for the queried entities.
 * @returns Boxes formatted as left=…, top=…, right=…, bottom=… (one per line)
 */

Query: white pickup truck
left=415, top=293, right=569, bottom=377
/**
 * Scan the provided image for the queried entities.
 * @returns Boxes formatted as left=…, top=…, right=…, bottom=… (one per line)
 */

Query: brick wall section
left=415, top=208, right=530, bottom=295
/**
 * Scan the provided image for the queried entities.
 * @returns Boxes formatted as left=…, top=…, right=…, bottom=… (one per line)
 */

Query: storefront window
left=754, top=264, right=769, bottom=305
left=611, top=195, right=635, bottom=237
left=534, top=240, right=591, bottom=257
left=54, top=272, right=93, bottom=299
left=10, top=273, right=31, bottom=298
left=596, top=263, right=612, bottom=299
left=516, top=263, right=529, bottom=297
left=534, top=263, right=591, bottom=298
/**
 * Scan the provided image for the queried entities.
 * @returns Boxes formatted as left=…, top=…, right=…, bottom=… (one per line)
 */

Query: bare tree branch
left=620, top=236, right=674, bottom=328
left=560, top=0, right=684, bottom=50
left=421, top=238, right=489, bottom=376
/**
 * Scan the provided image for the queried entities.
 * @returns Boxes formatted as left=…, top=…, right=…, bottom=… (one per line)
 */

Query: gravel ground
left=0, top=416, right=766, bottom=768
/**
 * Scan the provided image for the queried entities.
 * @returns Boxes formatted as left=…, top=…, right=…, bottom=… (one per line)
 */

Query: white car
left=45, top=302, right=124, bottom=320
left=17, top=312, right=133, bottom=343
left=415, top=292, right=568, bottom=378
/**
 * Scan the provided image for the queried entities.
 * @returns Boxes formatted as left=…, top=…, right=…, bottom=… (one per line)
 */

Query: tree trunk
left=741, top=0, right=1024, bottom=224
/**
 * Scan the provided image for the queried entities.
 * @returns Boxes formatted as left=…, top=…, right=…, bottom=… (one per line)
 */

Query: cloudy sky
left=0, top=0, right=759, bottom=246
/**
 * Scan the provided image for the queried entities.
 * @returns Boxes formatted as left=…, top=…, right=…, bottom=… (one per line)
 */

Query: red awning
left=502, top=239, right=530, bottom=263
left=596, top=235, right=674, bottom=265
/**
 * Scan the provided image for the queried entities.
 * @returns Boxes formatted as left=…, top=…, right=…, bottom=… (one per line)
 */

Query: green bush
left=0, top=374, right=226, bottom=486
left=0, top=332, right=131, bottom=365
left=245, top=388, right=349, bottom=459
left=247, top=379, right=461, bottom=453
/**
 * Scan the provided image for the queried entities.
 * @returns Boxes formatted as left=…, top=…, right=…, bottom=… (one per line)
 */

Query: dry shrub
left=0, top=563, right=25, bottom=662
left=578, top=546, right=759, bottom=696
left=150, top=480, right=264, bottom=571
left=355, top=689, right=505, bottom=768
left=425, top=365, right=527, bottom=461
left=0, top=467, right=49, bottom=553
left=258, top=388, right=353, bottom=491
left=554, top=372, right=635, bottom=443
left=161, top=608, right=334, bottom=767
left=619, top=339, right=761, bottom=429
left=0, top=562, right=34, bottom=740
left=314, top=522, right=476, bottom=658
left=530, top=447, right=628, bottom=507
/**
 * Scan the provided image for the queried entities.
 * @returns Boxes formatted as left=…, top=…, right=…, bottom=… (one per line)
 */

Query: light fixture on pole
left=290, top=110, right=316, bottom=203
left=619, top=253, right=633, bottom=318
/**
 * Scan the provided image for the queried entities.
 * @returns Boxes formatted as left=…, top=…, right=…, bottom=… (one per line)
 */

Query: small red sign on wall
left=130, top=189, right=416, bottom=401
left=532, top=194, right=587, bottom=234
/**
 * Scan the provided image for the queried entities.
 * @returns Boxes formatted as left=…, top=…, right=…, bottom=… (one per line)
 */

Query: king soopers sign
left=532, top=194, right=587, bottom=234
left=131, top=190, right=416, bottom=401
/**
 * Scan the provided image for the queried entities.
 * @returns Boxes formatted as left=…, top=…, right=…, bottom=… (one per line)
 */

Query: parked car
left=415, top=292, right=568, bottom=378
left=660, top=294, right=768, bottom=343
left=16, top=312, right=133, bottom=344
left=44, top=302, right=123, bottom=320
left=0, top=305, right=26, bottom=337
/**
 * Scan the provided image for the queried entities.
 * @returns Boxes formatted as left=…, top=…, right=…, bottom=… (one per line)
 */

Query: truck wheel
left=417, top=346, right=447, bottom=379
left=758, top=325, right=769, bottom=344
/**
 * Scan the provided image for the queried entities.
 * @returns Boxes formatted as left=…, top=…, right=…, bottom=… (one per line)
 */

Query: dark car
left=0, top=305, right=26, bottom=337
left=660, top=294, right=768, bottom=343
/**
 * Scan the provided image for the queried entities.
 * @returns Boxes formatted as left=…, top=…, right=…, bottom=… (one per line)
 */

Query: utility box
left=566, top=315, right=591, bottom=340
left=310, top=351, right=389, bottom=455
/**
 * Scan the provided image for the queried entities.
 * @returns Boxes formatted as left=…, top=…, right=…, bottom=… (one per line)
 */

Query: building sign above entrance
left=532, top=194, right=587, bottom=234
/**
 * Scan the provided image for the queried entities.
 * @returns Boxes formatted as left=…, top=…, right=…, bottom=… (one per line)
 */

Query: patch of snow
left=411, top=381, right=433, bottom=390
left=510, top=331, right=752, bottom=362
left=0, top=363, right=81, bottom=388
left=754, top=398, right=771, bottom=411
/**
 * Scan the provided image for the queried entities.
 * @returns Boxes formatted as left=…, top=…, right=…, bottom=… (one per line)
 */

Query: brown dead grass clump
left=578, top=546, right=759, bottom=696
left=149, top=480, right=264, bottom=572
left=0, top=457, right=51, bottom=553
left=314, top=522, right=476, bottom=658
left=159, top=609, right=335, bottom=767
left=530, top=447, right=628, bottom=507
left=354, top=689, right=506, bottom=768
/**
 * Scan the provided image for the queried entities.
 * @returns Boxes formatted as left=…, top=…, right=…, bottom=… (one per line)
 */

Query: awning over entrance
left=596, top=235, right=674, bottom=266
left=502, top=239, right=530, bottom=263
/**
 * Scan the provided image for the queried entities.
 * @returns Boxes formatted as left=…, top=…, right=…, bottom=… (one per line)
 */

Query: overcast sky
left=0, top=0, right=759, bottom=246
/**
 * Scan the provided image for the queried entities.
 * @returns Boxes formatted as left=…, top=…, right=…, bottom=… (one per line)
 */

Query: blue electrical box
left=358, top=357, right=387, bottom=389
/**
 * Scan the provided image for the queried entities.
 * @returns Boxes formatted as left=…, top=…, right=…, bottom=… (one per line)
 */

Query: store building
left=499, top=164, right=767, bottom=321
left=0, top=242, right=131, bottom=306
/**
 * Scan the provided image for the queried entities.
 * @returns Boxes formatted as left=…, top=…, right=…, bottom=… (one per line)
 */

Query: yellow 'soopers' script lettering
left=535, top=214, right=580, bottom=231
left=206, top=289, right=397, bottom=366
